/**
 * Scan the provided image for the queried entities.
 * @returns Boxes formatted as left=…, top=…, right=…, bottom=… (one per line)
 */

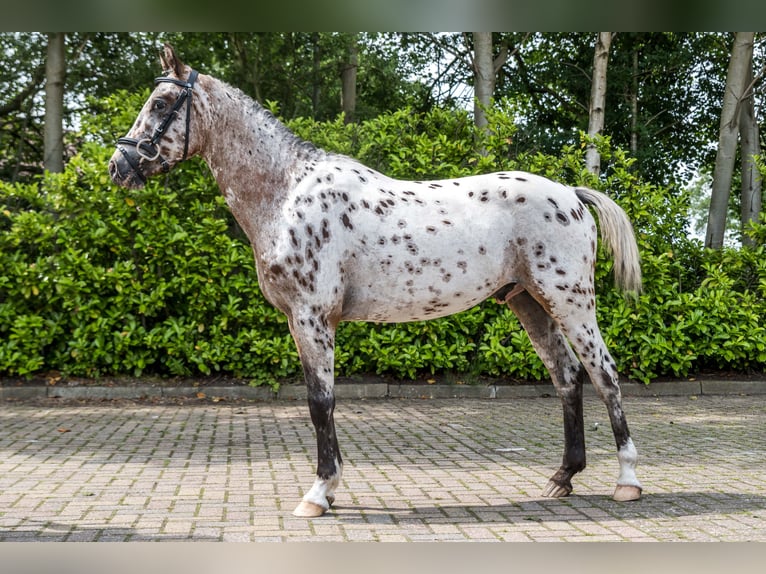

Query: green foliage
left=596, top=234, right=766, bottom=383
left=287, top=106, right=483, bottom=179
left=1, top=97, right=765, bottom=385
left=0, top=144, right=295, bottom=386
left=494, top=32, right=733, bottom=187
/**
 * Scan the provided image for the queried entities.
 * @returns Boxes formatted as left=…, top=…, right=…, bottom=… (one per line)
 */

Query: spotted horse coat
left=109, top=45, right=643, bottom=518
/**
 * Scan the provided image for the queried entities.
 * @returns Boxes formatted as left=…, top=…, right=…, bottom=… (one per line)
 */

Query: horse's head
left=109, top=44, right=201, bottom=189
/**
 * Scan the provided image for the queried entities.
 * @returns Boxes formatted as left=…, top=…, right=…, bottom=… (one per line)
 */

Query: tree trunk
left=473, top=32, right=495, bottom=132
left=705, top=32, right=755, bottom=249
left=739, top=52, right=762, bottom=246
left=472, top=33, right=508, bottom=156
left=585, top=32, right=612, bottom=176
left=44, top=32, right=65, bottom=173
left=340, top=34, right=358, bottom=124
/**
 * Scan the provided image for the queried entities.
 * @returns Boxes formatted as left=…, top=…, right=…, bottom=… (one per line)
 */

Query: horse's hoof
left=326, top=494, right=335, bottom=507
left=542, top=479, right=572, bottom=498
left=613, top=485, right=642, bottom=502
left=292, top=500, right=327, bottom=518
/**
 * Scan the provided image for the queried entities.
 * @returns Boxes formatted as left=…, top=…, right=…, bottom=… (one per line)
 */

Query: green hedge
left=1, top=94, right=764, bottom=385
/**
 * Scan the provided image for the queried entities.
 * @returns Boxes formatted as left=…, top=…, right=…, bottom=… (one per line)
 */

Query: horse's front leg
left=288, top=312, right=342, bottom=518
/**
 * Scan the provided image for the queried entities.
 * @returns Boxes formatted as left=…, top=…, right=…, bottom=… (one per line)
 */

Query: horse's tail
left=574, top=187, right=642, bottom=294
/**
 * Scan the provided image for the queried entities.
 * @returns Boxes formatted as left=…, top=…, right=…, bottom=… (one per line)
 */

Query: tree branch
left=0, top=64, right=45, bottom=116
left=741, top=61, right=765, bottom=100
left=493, top=44, right=509, bottom=75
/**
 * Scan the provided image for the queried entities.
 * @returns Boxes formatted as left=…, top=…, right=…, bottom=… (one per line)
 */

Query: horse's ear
left=160, top=43, right=184, bottom=77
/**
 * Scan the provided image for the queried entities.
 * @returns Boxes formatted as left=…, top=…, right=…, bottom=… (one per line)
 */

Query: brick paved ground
left=1, top=394, right=765, bottom=541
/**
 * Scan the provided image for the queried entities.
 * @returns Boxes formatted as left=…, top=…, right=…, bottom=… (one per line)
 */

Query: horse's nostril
left=108, top=159, right=120, bottom=181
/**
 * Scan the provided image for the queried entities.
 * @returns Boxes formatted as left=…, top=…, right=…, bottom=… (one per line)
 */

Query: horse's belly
left=340, top=264, right=505, bottom=323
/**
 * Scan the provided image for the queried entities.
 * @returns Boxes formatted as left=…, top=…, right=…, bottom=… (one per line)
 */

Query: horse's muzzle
left=108, top=148, right=146, bottom=189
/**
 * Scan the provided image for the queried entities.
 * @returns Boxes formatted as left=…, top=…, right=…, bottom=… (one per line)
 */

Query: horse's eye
left=153, top=99, right=167, bottom=112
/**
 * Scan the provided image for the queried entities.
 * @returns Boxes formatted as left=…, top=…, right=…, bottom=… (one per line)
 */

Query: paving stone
left=1, top=395, right=765, bottom=541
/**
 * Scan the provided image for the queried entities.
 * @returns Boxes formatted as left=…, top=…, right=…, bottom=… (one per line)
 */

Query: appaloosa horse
left=109, top=45, right=643, bottom=518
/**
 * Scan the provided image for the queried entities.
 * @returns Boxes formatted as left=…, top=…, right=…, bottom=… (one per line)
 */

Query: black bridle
left=116, top=69, right=199, bottom=184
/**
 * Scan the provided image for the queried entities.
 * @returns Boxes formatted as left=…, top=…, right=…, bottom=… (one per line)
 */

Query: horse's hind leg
left=287, top=311, right=343, bottom=518
left=506, top=291, right=587, bottom=498
left=548, top=304, right=642, bottom=502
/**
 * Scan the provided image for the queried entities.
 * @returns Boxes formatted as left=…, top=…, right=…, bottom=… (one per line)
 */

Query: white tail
left=575, top=187, right=642, bottom=294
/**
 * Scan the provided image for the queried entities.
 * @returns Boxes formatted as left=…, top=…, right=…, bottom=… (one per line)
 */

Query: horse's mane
left=218, top=77, right=322, bottom=160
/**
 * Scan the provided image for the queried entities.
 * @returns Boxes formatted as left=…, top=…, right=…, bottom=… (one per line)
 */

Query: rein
left=116, top=69, right=199, bottom=184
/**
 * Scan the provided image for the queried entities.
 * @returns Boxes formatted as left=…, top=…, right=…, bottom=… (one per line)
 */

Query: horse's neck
left=198, top=76, right=321, bottom=238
